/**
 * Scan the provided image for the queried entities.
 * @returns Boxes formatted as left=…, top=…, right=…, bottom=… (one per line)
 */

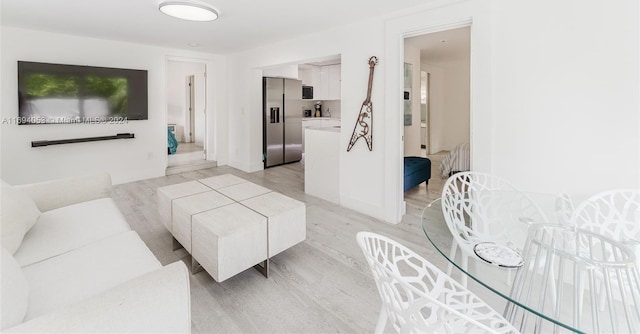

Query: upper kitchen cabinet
left=298, top=67, right=313, bottom=86
left=298, top=64, right=341, bottom=101
left=320, top=65, right=341, bottom=100
left=327, top=65, right=341, bottom=100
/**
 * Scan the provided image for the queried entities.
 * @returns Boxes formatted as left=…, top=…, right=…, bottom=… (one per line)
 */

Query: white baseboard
left=339, top=194, right=390, bottom=224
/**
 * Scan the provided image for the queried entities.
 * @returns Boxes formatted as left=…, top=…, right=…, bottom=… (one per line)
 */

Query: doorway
left=403, top=26, right=471, bottom=206
left=166, top=60, right=208, bottom=171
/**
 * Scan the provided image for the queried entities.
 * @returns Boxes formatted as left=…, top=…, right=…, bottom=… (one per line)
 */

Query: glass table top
left=421, top=192, right=640, bottom=334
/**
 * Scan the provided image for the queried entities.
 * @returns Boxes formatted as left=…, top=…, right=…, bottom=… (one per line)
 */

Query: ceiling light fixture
left=159, top=1, right=219, bottom=22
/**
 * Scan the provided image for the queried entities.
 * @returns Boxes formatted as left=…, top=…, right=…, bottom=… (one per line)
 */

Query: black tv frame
left=17, top=61, right=148, bottom=125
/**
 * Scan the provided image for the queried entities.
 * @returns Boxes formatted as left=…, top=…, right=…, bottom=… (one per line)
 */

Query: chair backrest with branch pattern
left=572, top=189, right=640, bottom=241
left=441, top=172, right=547, bottom=251
left=356, top=231, right=519, bottom=334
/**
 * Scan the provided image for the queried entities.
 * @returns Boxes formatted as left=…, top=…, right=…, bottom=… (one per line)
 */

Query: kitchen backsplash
left=301, top=100, right=341, bottom=119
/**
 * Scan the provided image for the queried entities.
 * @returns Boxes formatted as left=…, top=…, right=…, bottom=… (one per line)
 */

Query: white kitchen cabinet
left=298, top=67, right=313, bottom=86
left=305, top=64, right=341, bottom=100
left=301, top=118, right=340, bottom=153
left=327, top=65, right=341, bottom=100
left=305, top=127, right=340, bottom=204
left=319, top=67, right=330, bottom=100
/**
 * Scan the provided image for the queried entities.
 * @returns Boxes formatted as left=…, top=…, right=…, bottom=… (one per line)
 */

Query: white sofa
left=0, top=173, right=191, bottom=333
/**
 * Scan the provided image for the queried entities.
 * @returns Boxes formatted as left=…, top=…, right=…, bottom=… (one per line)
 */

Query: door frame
left=165, top=56, right=210, bottom=165
left=383, top=2, right=493, bottom=224
left=187, top=74, right=196, bottom=143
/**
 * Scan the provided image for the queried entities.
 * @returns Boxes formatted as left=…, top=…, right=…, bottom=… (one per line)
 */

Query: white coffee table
left=156, top=181, right=211, bottom=233
left=157, top=174, right=307, bottom=282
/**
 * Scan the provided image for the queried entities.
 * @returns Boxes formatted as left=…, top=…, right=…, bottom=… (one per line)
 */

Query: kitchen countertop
left=306, top=126, right=340, bottom=133
left=302, top=117, right=340, bottom=121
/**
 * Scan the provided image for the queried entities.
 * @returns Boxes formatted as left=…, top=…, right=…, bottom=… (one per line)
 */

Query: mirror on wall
left=403, top=62, right=412, bottom=126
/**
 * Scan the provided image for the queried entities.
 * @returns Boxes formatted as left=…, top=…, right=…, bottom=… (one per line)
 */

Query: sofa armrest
left=6, top=261, right=191, bottom=333
left=15, top=173, right=112, bottom=212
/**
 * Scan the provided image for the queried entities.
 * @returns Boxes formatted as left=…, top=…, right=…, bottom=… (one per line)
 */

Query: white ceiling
left=1, top=0, right=430, bottom=54
left=405, top=26, right=470, bottom=67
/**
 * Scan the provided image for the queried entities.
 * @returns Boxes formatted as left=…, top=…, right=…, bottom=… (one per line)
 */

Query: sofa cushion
left=14, top=198, right=131, bottom=267
left=1, top=247, right=29, bottom=329
left=22, top=231, right=161, bottom=321
left=6, top=262, right=191, bottom=333
left=15, top=173, right=112, bottom=213
left=1, top=181, right=41, bottom=254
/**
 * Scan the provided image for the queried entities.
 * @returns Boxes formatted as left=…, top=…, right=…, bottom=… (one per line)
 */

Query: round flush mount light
left=159, top=1, right=219, bottom=22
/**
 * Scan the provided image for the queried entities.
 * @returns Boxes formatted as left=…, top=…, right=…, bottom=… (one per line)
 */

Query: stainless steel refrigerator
left=263, top=77, right=303, bottom=168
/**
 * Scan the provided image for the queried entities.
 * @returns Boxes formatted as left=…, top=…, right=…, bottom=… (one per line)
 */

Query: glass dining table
left=421, top=192, right=640, bottom=334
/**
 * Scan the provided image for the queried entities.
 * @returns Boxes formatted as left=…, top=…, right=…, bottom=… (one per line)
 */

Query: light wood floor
left=112, top=159, right=503, bottom=333
left=177, top=142, right=204, bottom=154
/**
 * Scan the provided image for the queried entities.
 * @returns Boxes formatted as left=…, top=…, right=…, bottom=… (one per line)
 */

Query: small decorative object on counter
left=314, top=101, right=322, bottom=117
left=347, top=56, right=378, bottom=152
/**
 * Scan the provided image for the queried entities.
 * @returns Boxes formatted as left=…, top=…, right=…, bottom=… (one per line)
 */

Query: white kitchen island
left=304, top=126, right=340, bottom=204
left=301, top=117, right=340, bottom=153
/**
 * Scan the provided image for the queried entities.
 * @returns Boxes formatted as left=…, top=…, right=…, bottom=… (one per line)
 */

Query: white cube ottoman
left=157, top=181, right=211, bottom=233
left=215, top=182, right=272, bottom=202
left=199, top=174, right=247, bottom=189
left=192, top=203, right=268, bottom=282
left=241, top=192, right=306, bottom=257
left=172, top=191, right=234, bottom=253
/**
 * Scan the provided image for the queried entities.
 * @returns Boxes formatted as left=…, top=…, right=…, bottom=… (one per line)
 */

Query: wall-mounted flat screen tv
left=18, top=61, right=148, bottom=124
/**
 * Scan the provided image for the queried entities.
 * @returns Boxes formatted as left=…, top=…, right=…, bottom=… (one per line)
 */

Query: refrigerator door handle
left=270, top=107, right=280, bottom=123
left=280, top=103, right=284, bottom=124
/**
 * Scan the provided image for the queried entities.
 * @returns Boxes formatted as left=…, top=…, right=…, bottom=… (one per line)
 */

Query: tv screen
left=18, top=61, right=148, bottom=124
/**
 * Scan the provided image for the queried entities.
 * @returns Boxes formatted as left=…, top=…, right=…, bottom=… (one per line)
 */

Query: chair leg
left=447, top=240, right=457, bottom=276
left=461, top=253, right=468, bottom=288
left=374, top=305, right=388, bottom=334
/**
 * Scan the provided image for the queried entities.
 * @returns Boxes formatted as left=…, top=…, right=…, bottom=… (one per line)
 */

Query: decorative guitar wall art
left=347, top=56, right=378, bottom=152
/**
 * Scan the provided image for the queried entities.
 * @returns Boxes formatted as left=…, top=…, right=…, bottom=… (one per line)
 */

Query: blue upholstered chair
left=403, top=156, right=431, bottom=191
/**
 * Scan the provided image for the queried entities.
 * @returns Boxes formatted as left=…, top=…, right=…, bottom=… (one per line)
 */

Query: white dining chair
left=356, top=231, right=520, bottom=334
left=570, top=189, right=640, bottom=311
left=505, top=224, right=640, bottom=333
left=553, top=192, right=575, bottom=226
left=571, top=189, right=640, bottom=251
left=440, top=172, right=548, bottom=287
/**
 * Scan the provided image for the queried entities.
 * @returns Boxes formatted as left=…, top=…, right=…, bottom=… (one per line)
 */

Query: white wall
left=1, top=27, right=228, bottom=185
left=422, top=57, right=470, bottom=153
left=227, top=17, right=389, bottom=219
left=167, top=60, right=206, bottom=145
left=0, top=1, right=634, bottom=223
left=228, top=0, right=639, bottom=223
left=490, top=0, right=639, bottom=197
left=441, top=57, right=470, bottom=150
left=403, top=44, right=421, bottom=157
left=422, top=63, right=446, bottom=153
left=263, top=64, right=299, bottom=79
